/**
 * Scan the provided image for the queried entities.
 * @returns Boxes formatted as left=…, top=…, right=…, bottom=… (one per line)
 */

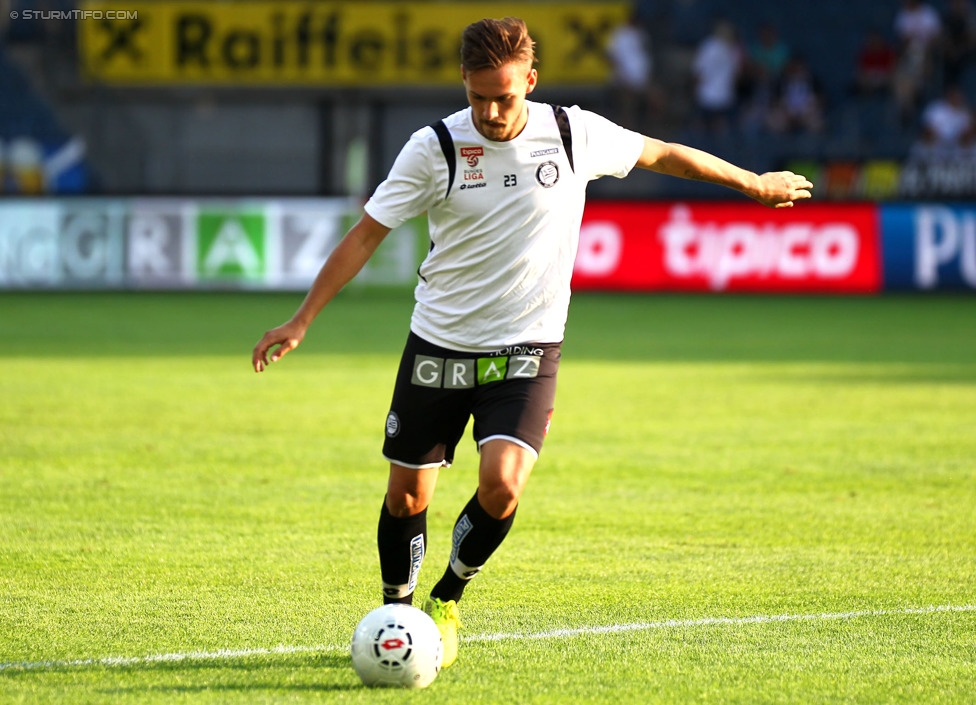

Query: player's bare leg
left=385, top=464, right=439, bottom=517
left=476, top=438, right=537, bottom=519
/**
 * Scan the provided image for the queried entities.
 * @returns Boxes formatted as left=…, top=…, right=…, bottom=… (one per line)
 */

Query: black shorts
left=382, top=332, right=561, bottom=469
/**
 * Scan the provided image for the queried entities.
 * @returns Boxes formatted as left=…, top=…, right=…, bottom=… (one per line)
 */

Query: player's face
left=462, top=62, right=538, bottom=142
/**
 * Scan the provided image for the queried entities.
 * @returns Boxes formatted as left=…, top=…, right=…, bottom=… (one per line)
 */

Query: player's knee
left=477, top=483, right=520, bottom=520
left=386, top=487, right=428, bottom=518
left=386, top=465, right=438, bottom=517
left=385, top=491, right=429, bottom=517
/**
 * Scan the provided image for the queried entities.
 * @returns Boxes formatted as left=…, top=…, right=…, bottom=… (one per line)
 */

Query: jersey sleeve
left=363, top=128, right=441, bottom=230
left=575, top=107, right=645, bottom=182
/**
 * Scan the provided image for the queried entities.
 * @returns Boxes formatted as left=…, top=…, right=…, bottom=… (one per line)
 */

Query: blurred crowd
left=605, top=0, right=976, bottom=159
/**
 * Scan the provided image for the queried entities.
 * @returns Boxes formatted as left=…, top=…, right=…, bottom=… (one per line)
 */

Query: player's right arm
left=252, top=212, right=392, bottom=372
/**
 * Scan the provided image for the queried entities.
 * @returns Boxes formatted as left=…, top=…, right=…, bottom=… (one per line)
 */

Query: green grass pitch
left=1, top=290, right=975, bottom=703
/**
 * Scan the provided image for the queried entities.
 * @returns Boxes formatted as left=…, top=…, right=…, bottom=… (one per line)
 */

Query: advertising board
left=4, top=198, right=973, bottom=294
left=78, top=1, right=627, bottom=86
left=880, top=204, right=976, bottom=290
left=573, top=202, right=882, bottom=293
left=0, top=198, right=426, bottom=290
left=0, top=200, right=126, bottom=287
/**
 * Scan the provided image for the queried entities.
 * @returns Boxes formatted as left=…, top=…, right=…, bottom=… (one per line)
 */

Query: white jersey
left=364, top=100, right=644, bottom=351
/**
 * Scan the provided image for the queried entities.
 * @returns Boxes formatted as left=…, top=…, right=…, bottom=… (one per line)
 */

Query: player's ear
left=526, top=67, right=538, bottom=94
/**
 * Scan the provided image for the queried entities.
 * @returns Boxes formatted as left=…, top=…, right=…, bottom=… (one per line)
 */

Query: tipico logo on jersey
left=536, top=161, right=559, bottom=188
left=460, top=147, right=483, bottom=167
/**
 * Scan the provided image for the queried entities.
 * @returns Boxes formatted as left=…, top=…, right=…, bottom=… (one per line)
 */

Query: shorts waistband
left=407, top=331, right=562, bottom=359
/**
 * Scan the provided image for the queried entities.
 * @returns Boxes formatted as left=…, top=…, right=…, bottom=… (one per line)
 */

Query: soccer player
left=252, top=16, right=813, bottom=668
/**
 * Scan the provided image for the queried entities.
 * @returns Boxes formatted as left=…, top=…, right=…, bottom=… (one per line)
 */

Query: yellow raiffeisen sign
left=79, top=2, right=629, bottom=86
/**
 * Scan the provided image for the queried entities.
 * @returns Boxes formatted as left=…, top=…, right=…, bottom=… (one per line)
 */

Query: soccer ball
left=350, top=604, right=443, bottom=688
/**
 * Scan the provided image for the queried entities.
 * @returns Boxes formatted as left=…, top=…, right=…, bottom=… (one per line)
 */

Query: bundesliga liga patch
left=410, top=353, right=541, bottom=389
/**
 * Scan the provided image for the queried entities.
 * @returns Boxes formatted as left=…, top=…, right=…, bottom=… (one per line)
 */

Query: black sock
left=377, top=499, right=427, bottom=604
left=430, top=491, right=516, bottom=604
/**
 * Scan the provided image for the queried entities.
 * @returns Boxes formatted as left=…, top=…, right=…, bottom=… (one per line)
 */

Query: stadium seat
left=823, top=161, right=861, bottom=200
left=860, top=160, right=902, bottom=201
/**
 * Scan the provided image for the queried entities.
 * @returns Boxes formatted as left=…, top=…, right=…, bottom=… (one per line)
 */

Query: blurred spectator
left=606, top=11, right=662, bottom=131
left=692, top=19, right=743, bottom=133
left=942, top=0, right=976, bottom=84
left=767, top=56, right=826, bottom=135
left=895, top=0, right=943, bottom=55
left=893, top=0, right=943, bottom=123
left=853, top=29, right=898, bottom=96
left=748, top=23, right=791, bottom=81
left=918, top=84, right=975, bottom=151
left=738, top=23, right=791, bottom=135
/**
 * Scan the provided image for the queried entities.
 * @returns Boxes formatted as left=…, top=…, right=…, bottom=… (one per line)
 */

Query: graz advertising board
left=0, top=198, right=425, bottom=289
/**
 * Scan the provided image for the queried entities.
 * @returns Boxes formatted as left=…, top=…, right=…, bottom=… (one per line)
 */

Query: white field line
left=464, top=603, right=976, bottom=642
left=2, top=604, right=974, bottom=673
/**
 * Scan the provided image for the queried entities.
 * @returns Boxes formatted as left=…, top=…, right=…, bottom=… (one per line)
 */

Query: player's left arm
left=635, top=136, right=813, bottom=208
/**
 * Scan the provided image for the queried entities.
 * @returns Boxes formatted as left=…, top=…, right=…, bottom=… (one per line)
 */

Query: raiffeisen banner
left=572, top=202, right=882, bottom=294
left=78, top=1, right=628, bottom=86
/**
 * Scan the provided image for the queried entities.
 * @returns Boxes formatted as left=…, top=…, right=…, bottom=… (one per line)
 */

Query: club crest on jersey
left=536, top=161, right=559, bottom=188
left=460, top=146, right=484, bottom=167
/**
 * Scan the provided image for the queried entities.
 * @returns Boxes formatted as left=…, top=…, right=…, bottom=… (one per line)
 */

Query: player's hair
left=460, top=17, right=536, bottom=72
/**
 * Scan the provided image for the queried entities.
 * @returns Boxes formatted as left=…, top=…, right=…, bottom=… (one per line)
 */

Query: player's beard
left=476, top=118, right=510, bottom=141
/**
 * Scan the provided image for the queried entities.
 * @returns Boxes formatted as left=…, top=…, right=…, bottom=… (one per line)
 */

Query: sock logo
left=407, top=534, right=424, bottom=594
left=449, top=515, right=484, bottom=580
left=453, top=558, right=482, bottom=579
left=449, top=514, right=473, bottom=566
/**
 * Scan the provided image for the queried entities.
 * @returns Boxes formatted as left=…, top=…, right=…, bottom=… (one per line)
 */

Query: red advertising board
left=572, top=202, right=881, bottom=293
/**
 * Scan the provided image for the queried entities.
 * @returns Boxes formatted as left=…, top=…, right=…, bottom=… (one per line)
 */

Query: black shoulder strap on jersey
left=551, top=104, right=575, bottom=174
left=430, top=120, right=456, bottom=200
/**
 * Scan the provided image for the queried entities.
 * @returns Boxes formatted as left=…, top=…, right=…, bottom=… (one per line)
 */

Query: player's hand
left=252, top=320, right=307, bottom=372
left=753, top=171, right=813, bottom=209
